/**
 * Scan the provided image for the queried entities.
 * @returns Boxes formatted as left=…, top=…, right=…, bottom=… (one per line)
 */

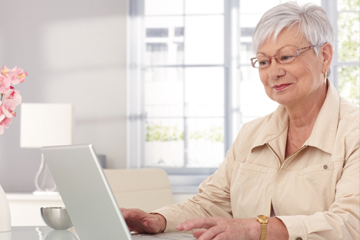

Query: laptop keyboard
left=132, top=233, right=195, bottom=239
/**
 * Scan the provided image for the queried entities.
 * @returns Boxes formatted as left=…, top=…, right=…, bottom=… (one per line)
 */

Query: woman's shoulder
left=338, top=97, right=359, bottom=151
left=234, top=111, right=276, bottom=142
left=339, top=97, right=359, bottom=125
left=243, top=112, right=275, bottom=129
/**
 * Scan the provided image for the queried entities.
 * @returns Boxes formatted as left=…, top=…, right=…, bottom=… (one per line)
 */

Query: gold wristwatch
left=256, top=215, right=268, bottom=240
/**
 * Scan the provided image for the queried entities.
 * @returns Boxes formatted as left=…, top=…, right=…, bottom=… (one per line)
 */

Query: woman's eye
left=259, top=60, right=269, bottom=66
left=280, top=55, right=295, bottom=61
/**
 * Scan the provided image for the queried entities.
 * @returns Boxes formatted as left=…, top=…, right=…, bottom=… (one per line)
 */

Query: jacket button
left=323, top=164, right=328, bottom=169
left=296, top=238, right=303, bottom=240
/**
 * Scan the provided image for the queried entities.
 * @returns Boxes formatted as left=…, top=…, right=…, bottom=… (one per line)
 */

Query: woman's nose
left=268, top=62, right=286, bottom=80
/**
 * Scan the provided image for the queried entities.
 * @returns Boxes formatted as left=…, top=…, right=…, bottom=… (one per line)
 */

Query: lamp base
left=34, top=153, right=58, bottom=195
left=33, top=190, right=59, bottom=196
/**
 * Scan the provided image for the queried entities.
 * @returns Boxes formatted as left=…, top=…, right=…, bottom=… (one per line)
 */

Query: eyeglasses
left=250, top=45, right=316, bottom=69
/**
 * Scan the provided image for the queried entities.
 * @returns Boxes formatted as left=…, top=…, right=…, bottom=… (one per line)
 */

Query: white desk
left=6, top=194, right=64, bottom=226
left=0, top=226, right=78, bottom=240
left=6, top=192, right=194, bottom=226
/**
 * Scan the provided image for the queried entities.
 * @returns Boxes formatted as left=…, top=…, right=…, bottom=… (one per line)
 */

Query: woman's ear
left=320, top=43, right=333, bottom=72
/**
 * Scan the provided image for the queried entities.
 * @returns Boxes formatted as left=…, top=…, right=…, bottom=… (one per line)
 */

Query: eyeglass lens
left=252, top=45, right=314, bottom=68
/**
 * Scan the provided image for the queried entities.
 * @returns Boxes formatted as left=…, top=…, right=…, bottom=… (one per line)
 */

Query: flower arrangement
left=0, top=66, right=27, bottom=135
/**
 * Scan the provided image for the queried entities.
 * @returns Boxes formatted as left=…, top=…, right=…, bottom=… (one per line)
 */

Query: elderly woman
left=122, top=2, right=359, bottom=240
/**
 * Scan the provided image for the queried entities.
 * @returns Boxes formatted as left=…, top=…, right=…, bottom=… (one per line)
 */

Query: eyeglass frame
left=250, top=45, right=316, bottom=69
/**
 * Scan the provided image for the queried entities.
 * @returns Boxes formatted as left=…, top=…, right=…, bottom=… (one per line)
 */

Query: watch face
left=257, top=215, right=268, bottom=223
left=258, top=215, right=267, bottom=221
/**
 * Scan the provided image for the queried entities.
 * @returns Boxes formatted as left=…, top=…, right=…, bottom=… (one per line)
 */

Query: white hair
left=252, top=2, right=334, bottom=55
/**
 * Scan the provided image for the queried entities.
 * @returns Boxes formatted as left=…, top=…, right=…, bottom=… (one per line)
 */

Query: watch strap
left=256, top=215, right=268, bottom=240
left=259, top=221, right=267, bottom=240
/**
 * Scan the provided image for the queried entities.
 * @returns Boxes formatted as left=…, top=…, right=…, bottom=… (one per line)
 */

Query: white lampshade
left=20, top=103, right=73, bottom=148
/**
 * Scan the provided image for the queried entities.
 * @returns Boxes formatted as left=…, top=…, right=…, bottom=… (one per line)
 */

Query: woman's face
left=257, top=27, right=326, bottom=108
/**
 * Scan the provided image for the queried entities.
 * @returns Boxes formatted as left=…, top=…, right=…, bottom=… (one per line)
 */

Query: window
left=128, top=0, right=359, bottom=193
left=336, top=0, right=360, bottom=106
left=128, top=0, right=230, bottom=193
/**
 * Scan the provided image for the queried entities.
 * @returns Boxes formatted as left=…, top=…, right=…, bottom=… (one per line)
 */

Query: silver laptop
left=42, top=144, right=195, bottom=240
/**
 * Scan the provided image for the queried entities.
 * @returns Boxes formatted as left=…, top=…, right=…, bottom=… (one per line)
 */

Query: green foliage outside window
left=189, top=127, right=224, bottom=143
left=146, top=124, right=224, bottom=143
left=338, top=66, right=359, bottom=105
left=338, top=0, right=360, bottom=10
left=337, top=0, right=360, bottom=106
left=146, top=125, right=183, bottom=141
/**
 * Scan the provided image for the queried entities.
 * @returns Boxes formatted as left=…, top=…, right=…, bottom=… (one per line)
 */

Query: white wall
left=0, top=0, right=127, bottom=192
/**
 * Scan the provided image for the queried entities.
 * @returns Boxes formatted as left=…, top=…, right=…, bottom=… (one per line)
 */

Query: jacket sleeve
left=277, top=131, right=360, bottom=240
left=153, top=143, right=236, bottom=232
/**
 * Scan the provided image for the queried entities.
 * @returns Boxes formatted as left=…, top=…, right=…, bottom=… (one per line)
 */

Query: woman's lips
left=273, top=83, right=291, bottom=91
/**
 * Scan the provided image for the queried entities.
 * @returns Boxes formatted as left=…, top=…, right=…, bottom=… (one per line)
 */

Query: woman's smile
left=272, top=83, right=292, bottom=91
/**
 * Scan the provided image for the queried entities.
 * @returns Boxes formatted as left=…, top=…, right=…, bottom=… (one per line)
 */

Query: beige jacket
left=155, top=83, right=360, bottom=240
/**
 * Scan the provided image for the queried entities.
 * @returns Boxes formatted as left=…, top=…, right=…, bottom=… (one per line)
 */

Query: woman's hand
left=120, top=208, right=166, bottom=234
left=177, top=217, right=260, bottom=240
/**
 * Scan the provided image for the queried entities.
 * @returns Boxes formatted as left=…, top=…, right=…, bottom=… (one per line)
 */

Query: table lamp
left=20, top=103, right=74, bottom=195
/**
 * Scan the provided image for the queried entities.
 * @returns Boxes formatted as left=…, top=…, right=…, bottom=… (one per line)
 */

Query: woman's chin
left=271, top=95, right=295, bottom=106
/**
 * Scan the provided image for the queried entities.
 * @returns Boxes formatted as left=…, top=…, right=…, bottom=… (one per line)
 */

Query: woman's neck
left=285, top=83, right=328, bottom=157
left=286, top=83, right=327, bottom=130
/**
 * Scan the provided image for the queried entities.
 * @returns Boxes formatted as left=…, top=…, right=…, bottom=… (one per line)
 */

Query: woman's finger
left=178, top=217, right=218, bottom=231
left=193, top=229, right=207, bottom=238
left=122, top=208, right=146, bottom=220
left=196, top=226, right=223, bottom=240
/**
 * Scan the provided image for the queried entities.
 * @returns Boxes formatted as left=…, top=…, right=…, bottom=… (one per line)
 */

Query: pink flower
left=0, top=106, right=12, bottom=135
left=0, top=111, right=4, bottom=122
left=0, top=74, right=11, bottom=94
left=1, top=66, right=11, bottom=77
left=1, top=99, right=18, bottom=118
left=0, top=116, right=12, bottom=135
left=0, top=65, right=27, bottom=135
left=3, top=87, right=22, bottom=106
left=10, top=67, right=27, bottom=85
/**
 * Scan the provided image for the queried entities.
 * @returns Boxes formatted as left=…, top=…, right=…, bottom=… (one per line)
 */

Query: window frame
left=127, top=0, right=357, bottom=193
left=128, top=0, right=237, bottom=193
